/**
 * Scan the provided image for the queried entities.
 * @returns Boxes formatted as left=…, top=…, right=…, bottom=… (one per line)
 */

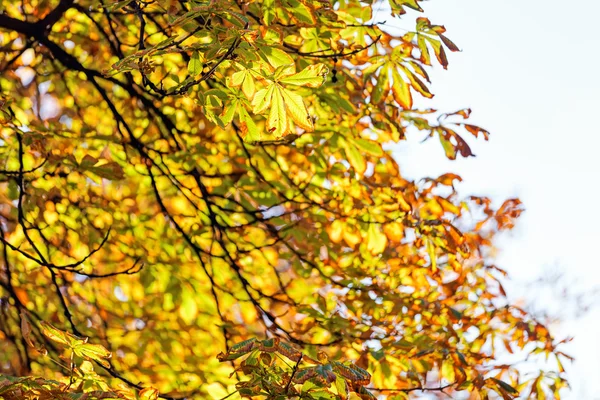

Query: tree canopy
left=0, top=0, right=569, bottom=399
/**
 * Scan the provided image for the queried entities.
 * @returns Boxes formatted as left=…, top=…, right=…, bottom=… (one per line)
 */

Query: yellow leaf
left=242, top=73, right=256, bottom=99
left=230, top=70, right=246, bottom=87
left=441, top=360, right=455, bottom=382
left=401, top=65, right=433, bottom=99
left=73, top=342, right=112, bottom=368
left=426, top=237, right=437, bottom=271
left=328, top=220, right=344, bottom=243
left=371, top=66, right=389, bottom=104
left=367, top=224, right=387, bottom=255
left=252, top=85, right=274, bottom=115
left=179, top=290, right=199, bottom=325
left=40, top=321, right=76, bottom=347
left=343, top=227, right=361, bottom=248
left=139, top=387, right=160, bottom=400
left=391, top=67, right=412, bottom=109
left=267, top=86, right=287, bottom=136
left=280, top=87, right=313, bottom=131
left=383, top=222, right=404, bottom=242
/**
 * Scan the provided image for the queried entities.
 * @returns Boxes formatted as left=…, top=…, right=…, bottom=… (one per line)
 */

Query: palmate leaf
left=252, top=82, right=314, bottom=137
left=247, top=63, right=326, bottom=138
left=404, top=17, right=461, bottom=69
left=388, top=0, right=423, bottom=16
left=237, top=61, right=327, bottom=141
left=218, top=338, right=375, bottom=399
left=284, top=0, right=317, bottom=25
left=39, top=322, right=112, bottom=367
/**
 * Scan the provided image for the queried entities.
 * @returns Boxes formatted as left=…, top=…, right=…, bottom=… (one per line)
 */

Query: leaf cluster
left=0, top=0, right=570, bottom=399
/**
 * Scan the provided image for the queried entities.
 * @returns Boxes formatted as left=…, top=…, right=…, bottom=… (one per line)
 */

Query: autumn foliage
left=0, top=0, right=569, bottom=399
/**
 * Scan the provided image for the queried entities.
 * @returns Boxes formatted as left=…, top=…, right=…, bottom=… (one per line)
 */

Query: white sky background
left=385, top=0, right=600, bottom=398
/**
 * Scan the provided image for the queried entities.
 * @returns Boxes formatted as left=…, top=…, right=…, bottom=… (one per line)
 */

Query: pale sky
left=387, top=0, right=600, bottom=398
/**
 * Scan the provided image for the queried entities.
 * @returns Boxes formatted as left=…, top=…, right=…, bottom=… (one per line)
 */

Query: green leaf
left=285, top=0, right=317, bottom=24
left=230, top=70, right=246, bottom=87
left=72, top=342, right=112, bottom=368
left=279, top=64, right=327, bottom=87
left=273, top=63, right=297, bottom=80
left=352, top=138, right=383, bottom=157
left=259, top=47, right=295, bottom=71
left=188, top=51, right=202, bottom=76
